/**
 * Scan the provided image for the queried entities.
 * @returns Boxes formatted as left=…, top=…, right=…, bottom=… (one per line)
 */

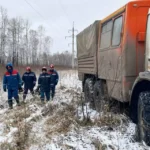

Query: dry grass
left=92, top=138, right=115, bottom=150
left=0, top=142, right=17, bottom=150
left=94, top=113, right=127, bottom=129
left=3, top=106, right=32, bottom=150
left=41, top=102, right=59, bottom=116
left=5, top=108, right=31, bottom=128
left=92, top=139, right=107, bottom=150
left=44, top=94, right=95, bottom=139
left=29, top=115, right=41, bottom=122
left=14, top=122, right=32, bottom=150
left=75, top=93, right=127, bottom=129
left=42, top=90, right=127, bottom=142
left=45, top=103, right=76, bottom=138
left=76, top=117, right=94, bottom=127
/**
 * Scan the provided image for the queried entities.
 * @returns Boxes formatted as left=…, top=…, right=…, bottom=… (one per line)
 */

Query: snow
left=0, top=70, right=150, bottom=150
left=0, top=125, right=18, bottom=143
left=77, top=103, right=99, bottom=122
left=58, top=70, right=82, bottom=90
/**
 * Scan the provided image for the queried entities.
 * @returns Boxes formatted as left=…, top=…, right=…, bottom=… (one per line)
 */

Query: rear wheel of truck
left=138, top=91, right=150, bottom=146
left=84, top=78, right=94, bottom=103
left=93, top=80, right=105, bottom=112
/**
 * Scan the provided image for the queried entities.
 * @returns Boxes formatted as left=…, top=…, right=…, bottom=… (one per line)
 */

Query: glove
left=33, top=81, right=36, bottom=87
left=35, top=88, right=40, bottom=95
left=55, top=81, right=58, bottom=85
left=18, top=87, right=23, bottom=93
left=3, top=85, right=6, bottom=92
left=35, top=85, right=40, bottom=92
left=21, top=82, right=24, bottom=86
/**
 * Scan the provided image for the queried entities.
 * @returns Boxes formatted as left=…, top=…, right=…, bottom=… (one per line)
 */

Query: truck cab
left=130, top=9, right=150, bottom=145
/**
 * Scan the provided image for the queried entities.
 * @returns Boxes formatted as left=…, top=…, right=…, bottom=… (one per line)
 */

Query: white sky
left=0, top=0, right=130, bottom=53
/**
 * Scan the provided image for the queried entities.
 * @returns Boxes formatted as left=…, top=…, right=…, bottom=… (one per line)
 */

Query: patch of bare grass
left=76, top=117, right=94, bottom=127
left=92, top=138, right=115, bottom=150
left=45, top=103, right=77, bottom=138
left=0, top=142, right=16, bottom=150
left=29, top=115, right=41, bottom=122
left=3, top=106, right=32, bottom=150
left=14, top=122, right=32, bottom=150
left=5, top=108, right=30, bottom=128
left=41, top=102, right=59, bottom=116
left=94, top=113, right=128, bottom=129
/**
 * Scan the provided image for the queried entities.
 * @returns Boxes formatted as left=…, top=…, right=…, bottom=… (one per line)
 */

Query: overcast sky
left=0, top=0, right=130, bottom=53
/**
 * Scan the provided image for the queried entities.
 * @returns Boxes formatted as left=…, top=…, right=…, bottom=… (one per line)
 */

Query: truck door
left=98, top=14, right=124, bottom=100
left=98, top=15, right=124, bottom=81
left=145, top=8, right=150, bottom=71
left=136, top=7, right=150, bottom=74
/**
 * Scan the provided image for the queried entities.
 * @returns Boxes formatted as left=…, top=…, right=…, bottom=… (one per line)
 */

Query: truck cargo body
left=77, top=0, right=150, bottom=102
left=77, top=21, right=100, bottom=81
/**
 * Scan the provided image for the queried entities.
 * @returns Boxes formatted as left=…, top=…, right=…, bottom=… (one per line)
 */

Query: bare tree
left=29, top=29, right=39, bottom=65
left=24, top=20, right=30, bottom=65
left=0, top=5, right=55, bottom=66
left=0, top=6, right=8, bottom=64
left=7, top=18, right=17, bottom=65
left=38, top=25, right=45, bottom=53
left=16, top=17, right=24, bottom=66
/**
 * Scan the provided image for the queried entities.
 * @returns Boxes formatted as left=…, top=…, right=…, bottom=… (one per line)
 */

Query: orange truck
left=77, top=0, right=150, bottom=145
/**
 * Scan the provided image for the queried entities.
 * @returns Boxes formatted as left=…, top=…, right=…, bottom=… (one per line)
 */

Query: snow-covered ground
left=0, top=70, right=149, bottom=150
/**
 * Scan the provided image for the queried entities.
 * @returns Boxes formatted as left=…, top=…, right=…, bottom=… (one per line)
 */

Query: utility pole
left=65, top=22, right=78, bottom=69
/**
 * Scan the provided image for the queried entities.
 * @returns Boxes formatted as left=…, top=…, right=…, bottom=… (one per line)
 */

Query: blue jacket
left=48, top=70, right=59, bottom=86
left=22, top=72, right=36, bottom=89
left=38, top=73, right=51, bottom=92
left=3, top=63, right=22, bottom=90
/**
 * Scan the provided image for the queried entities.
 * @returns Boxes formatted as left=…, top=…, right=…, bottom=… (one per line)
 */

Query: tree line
left=0, top=6, right=73, bottom=67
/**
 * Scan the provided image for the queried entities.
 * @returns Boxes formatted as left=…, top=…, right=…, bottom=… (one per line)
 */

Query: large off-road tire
left=84, top=78, right=94, bottom=103
left=138, top=91, right=150, bottom=146
left=93, top=80, right=105, bottom=112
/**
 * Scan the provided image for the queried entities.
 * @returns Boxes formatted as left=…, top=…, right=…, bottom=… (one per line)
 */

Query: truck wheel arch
left=130, top=79, right=150, bottom=123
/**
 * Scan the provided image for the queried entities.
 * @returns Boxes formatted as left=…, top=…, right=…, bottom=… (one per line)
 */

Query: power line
left=30, top=0, right=72, bottom=32
left=23, top=0, right=62, bottom=37
left=57, top=0, right=72, bottom=25
left=24, top=0, right=45, bottom=20
left=24, top=0, right=76, bottom=53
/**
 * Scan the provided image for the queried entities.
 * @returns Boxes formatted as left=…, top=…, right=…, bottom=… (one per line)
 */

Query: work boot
left=41, top=99, right=45, bottom=104
left=46, top=99, right=50, bottom=103
left=16, top=98, right=20, bottom=106
left=8, top=101, right=13, bottom=109
left=31, top=91, right=36, bottom=100
left=52, top=94, right=54, bottom=100
left=23, top=94, right=26, bottom=100
left=9, top=105, right=13, bottom=109
left=31, top=91, right=34, bottom=95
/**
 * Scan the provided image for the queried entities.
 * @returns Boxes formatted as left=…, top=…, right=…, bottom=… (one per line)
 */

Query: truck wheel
left=93, top=80, right=104, bottom=112
left=84, top=78, right=94, bottom=103
left=138, top=91, right=150, bottom=146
